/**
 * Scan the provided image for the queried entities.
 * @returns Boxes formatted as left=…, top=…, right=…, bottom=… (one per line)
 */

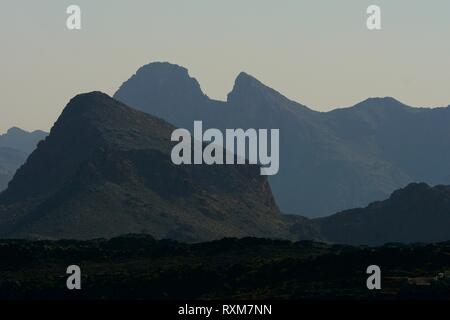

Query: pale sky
left=1, top=0, right=450, bottom=132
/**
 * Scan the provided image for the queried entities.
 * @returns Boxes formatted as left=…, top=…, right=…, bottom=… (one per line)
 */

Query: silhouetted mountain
left=0, top=92, right=318, bottom=242
left=317, top=183, right=450, bottom=245
left=114, top=63, right=210, bottom=131
left=0, top=127, right=47, bottom=154
left=0, top=128, right=47, bottom=192
left=114, top=62, right=450, bottom=217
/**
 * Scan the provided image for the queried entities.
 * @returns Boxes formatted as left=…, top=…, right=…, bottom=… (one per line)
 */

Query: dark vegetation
left=1, top=235, right=450, bottom=299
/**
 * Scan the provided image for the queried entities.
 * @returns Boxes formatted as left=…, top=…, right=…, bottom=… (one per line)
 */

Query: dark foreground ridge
left=1, top=235, right=450, bottom=299
left=318, top=182, right=450, bottom=245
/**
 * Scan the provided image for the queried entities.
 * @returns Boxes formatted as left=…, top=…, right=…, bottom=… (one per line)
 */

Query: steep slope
left=316, top=183, right=450, bottom=245
left=0, top=92, right=317, bottom=242
left=0, top=128, right=47, bottom=192
left=114, top=62, right=450, bottom=217
left=0, top=147, right=27, bottom=191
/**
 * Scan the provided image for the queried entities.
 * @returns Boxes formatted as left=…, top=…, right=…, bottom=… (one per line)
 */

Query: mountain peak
left=6, top=127, right=27, bottom=135
left=0, top=126, right=48, bottom=156
left=113, top=62, right=208, bottom=128
left=366, top=96, right=399, bottom=102
left=56, top=91, right=127, bottom=129
left=390, top=182, right=430, bottom=197
left=73, top=90, right=109, bottom=100
left=230, top=72, right=266, bottom=93
left=234, top=71, right=263, bottom=86
left=115, top=62, right=206, bottom=101
left=134, top=61, right=190, bottom=79
left=3, top=127, right=47, bottom=139
left=226, top=71, right=311, bottom=115
left=356, top=97, right=408, bottom=109
left=62, top=91, right=112, bottom=115
left=227, top=71, right=283, bottom=105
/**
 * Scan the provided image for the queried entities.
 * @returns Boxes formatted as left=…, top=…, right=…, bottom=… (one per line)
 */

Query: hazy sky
left=1, top=0, right=450, bottom=132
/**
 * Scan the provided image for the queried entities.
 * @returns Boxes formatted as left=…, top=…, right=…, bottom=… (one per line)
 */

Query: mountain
left=317, top=183, right=450, bottom=245
left=114, top=62, right=210, bottom=131
left=114, top=62, right=450, bottom=217
left=0, top=127, right=48, bottom=154
left=0, top=128, right=47, bottom=192
left=0, top=92, right=318, bottom=242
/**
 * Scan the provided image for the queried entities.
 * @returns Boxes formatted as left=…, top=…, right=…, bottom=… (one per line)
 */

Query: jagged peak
left=234, top=71, right=264, bottom=87
left=114, top=61, right=207, bottom=101
left=229, top=71, right=268, bottom=95
left=225, top=71, right=314, bottom=115
left=228, top=71, right=286, bottom=104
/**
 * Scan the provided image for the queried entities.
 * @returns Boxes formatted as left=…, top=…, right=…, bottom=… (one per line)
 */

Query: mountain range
left=1, top=61, right=450, bottom=245
left=0, top=88, right=449, bottom=245
left=0, top=127, right=47, bottom=191
left=114, top=62, right=450, bottom=217
left=0, top=92, right=319, bottom=242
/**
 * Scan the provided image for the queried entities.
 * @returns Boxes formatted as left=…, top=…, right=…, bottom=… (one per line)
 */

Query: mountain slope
left=0, top=92, right=317, bottom=242
left=0, top=128, right=47, bottom=192
left=0, top=147, right=27, bottom=191
left=114, top=62, right=450, bottom=217
left=316, top=183, right=450, bottom=245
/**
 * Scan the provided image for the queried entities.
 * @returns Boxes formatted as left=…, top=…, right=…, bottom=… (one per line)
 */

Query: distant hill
left=317, top=183, right=450, bottom=245
left=0, top=127, right=48, bottom=154
left=115, top=62, right=450, bottom=217
left=0, top=92, right=318, bottom=242
left=0, top=128, right=47, bottom=192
